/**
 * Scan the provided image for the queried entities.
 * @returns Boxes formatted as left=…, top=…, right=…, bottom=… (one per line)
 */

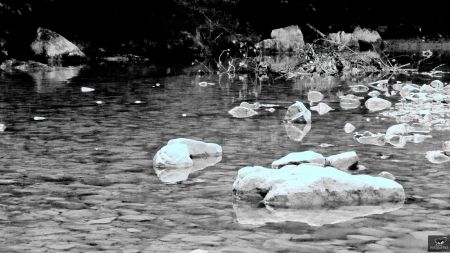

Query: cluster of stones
left=233, top=150, right=404, bottom=208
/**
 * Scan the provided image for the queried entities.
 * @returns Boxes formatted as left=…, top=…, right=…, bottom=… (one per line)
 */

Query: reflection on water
left=154, top=156, right=222, bottom=184
left=0, top=64, right=449, bottom=252
left=284, top=122, right=311, bottom=142
left=28, top=66, right=83, bottom=93
left=234, top=201, right=404, bottom=227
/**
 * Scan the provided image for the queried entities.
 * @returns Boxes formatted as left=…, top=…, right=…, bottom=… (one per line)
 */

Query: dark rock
left=30, top=28, right=86, bottom=62
left=257, top=25, right=305, bottom=52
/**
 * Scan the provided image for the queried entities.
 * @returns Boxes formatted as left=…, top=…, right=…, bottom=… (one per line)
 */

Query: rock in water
left=339, top=94, right=362, bottom=110
left=233, top=164, right=405, bottom=207
left=0, top=123, right=5, bottom=132
left=430, top=80, right=444, bottom=89
left=284, top=101, right=312, bottom=123
left=310, top=102, right=333, bottom=115
left=386, top=123, right=409, bottom=136
left=355, top=131, right=386, bottom=146
left=272, top=151, right=325, bottom=169
left=326, top=151, right=359, bottom=170
left=307, top=90, right=324, bottom=104
left=81, top=87, right=95, bottom=93
left=167, top=138, right=222, bottom=157
left=240, top=101, right=260, bottom=110
left=31, top=27, right=85, bottom=60
left=378, top=171, right=396, bottom=180
left=153, top=143, right=193, bottom=169
left=443, top=141, right=450, bottom=156
left=385, top=134, right=407, bottom=148
left=426, top=151, right=450, bottom=164
left=153, top=138, right=222, bottom=184
left=257, top=25, right=304, bottom=52
left=365, top=97, right=392, bottom=112
left=344, top=123, right=356, bottom=133
left=228, top=106, right=258, bottom=118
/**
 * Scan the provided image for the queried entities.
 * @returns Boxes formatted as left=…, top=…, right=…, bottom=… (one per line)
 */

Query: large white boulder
left=272, top=151, right=325, bottom=169
left=153, top=143, right=193, bottom=169
left=233, top=164, right=405, bottom=208
left=167, top=138, right=222, bottom=157
left=326, top=151, right=359, bottom=170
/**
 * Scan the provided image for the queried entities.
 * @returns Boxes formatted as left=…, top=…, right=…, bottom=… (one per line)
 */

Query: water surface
left=0, top=65, right=449, bottom=252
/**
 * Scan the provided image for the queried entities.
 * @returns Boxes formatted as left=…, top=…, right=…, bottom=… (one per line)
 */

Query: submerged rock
left=257, top=25, right=304, bottom=52
left=233, top=201, right=403, bottom=227
left=228, top=106, right=258, bottom=118
left=272, top=151, right=325, bottom=169
left=365, top=97, right=392, bottom=112
left=310, top=102, right=334, bottom=115
left=0, top=123, right=5, bottom=132
left=355, top=131, right=386, bottom=146
left=284, top=101, right=312, bottom=123
left=326, top=151, right=359, bottom=170
left=233, top=164, right=405, bottom=208
left=284, top=123, right=311, bottom=142
left=385, top=134, right=407, bottom=148
left=350, top=84, right=370, bottom=93
left=31, top=27, right=85, bottom=60
left=0, top=59, right=50, bottom=72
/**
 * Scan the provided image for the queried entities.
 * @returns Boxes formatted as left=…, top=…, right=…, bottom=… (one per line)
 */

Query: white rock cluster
left=233, top=151, right=404, bottom=208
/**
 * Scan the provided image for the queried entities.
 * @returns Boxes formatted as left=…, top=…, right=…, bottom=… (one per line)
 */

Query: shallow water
left=0, top=65, right=449, bottom=252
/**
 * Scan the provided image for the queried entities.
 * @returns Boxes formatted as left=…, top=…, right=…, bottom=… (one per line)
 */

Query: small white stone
left=182, top=113, right=187, bottom=117
left=344, top=123, right=356, bottom=133
left=198, top=82, right=208, bottom=87
left=81, top=87, right=95, bottom=92
left=134, top=100, right=142, bottom=104
left=266, top=108, right=276, bottom=113
left=33, top=116, right=46, bottom=121
left=0, top=123, right=6, bottom=132
left=95, top=100, right=103, bottom=104
left=378, top=171, right=396, bottom=180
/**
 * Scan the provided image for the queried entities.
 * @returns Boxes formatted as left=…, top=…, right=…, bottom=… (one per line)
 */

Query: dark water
left=0, top=64, right=449, bottom=253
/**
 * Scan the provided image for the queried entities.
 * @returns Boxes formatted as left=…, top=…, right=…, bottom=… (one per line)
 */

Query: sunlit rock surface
left=326, top=151, right=359, bottom=170
left=31, top=27, right=85, bottom=59
left=284, top=123, right=311, bottom=142
left=365, top=97, right=392, bottom=112
left=167, top=138, right=222, bottom=157
left=344, top=123, right=356, bottom=133
left=272, top=151, right=325, bottom=169
left=310, top=102, right=333, bottom=115
left=233, top=164, right=405, bottom=208
left=284, top=101, right=311, bottom=123
left=153, top=143, right=193, bottom=169
left=153, top=138, right=222, bottom=183
left=233, top=201, right=403, bottom=227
